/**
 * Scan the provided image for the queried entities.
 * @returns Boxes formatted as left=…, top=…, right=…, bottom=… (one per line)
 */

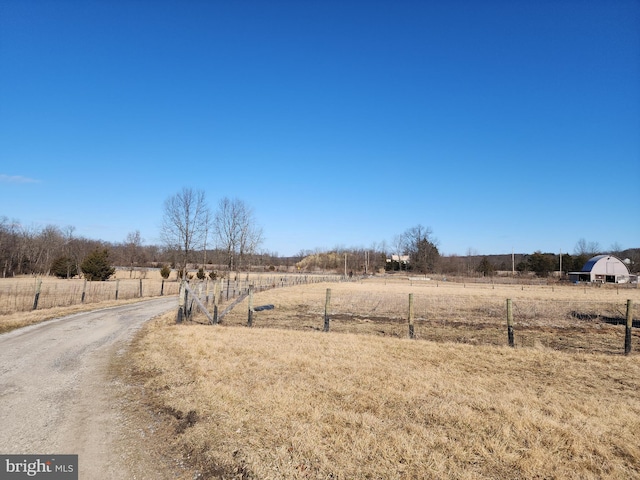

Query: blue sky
left=1, top=0, right=638, bottom=256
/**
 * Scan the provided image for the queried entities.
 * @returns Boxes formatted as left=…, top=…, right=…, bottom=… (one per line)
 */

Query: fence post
left=205, top=278, right=211, bottom=305
left=32, top=278, right=42, bottom=310
left=247, top=285, right=254, bottom=327
left=323, top=288, right=331, bottom=332
left=81, top=278, right=87, bottom=303
left=625, top=299, right=634, bottom=355
left=185, top=282, right=191, bottom=320
left=212, top=280, right=219, bottom=324
left=177, top=280, right=185, bottom=323
left=506, top=298, right=514, bottom=347
left=161, top=279, right=165, bottom=296
left=139, top=278, right=143, bottom=297
left=115, top=279, right=120, bottom=300
left=408, top=293, right=415, bottom=339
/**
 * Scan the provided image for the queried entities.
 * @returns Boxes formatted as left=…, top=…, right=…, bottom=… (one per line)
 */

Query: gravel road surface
left=0, top=297, right=177, bottom=479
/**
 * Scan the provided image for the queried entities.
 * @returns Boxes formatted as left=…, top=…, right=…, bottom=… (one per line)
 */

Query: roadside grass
left=0, top=298, right=160, bottom=334
left=127, top=310, right=640, bottom=479
left=0, top=274, right=180, bottom=333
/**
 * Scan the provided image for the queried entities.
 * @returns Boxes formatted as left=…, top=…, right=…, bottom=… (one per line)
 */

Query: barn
left=568, top=255, right=631, bottom=284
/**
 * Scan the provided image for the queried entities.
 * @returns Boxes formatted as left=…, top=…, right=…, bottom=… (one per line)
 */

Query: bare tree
left=160, top=188, right=210, bottom=274
left=574, top=238, right=601, bottom=257
left=391, top=234, right=405, bottom=271
left=213, top=197, right=263, bottom=271
left=609, top=242, right=623, bottom=256
left=124, top=230, right=144, bottom=277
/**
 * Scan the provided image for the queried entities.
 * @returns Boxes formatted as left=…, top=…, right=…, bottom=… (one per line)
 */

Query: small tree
left=81, top=248, right=115, bottom=281
left=160, top=264, right=171, bottom=279
left=476, top=257, right=495, bottom=277
left=51, top=256, right=78, bottom=279
left=196, top=267, right=206, bottom=280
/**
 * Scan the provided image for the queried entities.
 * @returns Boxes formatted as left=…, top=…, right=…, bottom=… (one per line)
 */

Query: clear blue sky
left=1, top=0, right=638, bottom=257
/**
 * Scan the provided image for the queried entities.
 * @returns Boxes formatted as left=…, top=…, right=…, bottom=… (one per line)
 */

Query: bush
left=81, top=248, right=115, bottom=281
left=160, top=264, right=171, bottom=279
left=197, top=267, right=206, bottom=280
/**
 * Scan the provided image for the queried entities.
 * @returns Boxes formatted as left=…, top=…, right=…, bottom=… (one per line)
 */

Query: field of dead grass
left=3, top=273, right=639, bottom=478
left=217, top=277, right=639, bottom=355
left=127, top=303, right=640, bottom=479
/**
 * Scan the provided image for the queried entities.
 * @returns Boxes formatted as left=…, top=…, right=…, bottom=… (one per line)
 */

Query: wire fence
left=182, top=278, right=640, bottom=356
left=0, top=277, right=180, bottom=314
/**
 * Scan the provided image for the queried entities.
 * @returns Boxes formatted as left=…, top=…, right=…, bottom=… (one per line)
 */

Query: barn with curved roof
left=569, top=255, right=631, bottom=284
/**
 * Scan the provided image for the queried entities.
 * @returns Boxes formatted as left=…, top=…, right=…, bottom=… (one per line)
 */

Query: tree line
left=1, top=189, right=637, bottom=280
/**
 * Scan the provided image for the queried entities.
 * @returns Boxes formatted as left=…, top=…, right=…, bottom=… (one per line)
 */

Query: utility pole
left=344, top=253, right=347, bottom=277
left=559, top=249, right=563, bottom=278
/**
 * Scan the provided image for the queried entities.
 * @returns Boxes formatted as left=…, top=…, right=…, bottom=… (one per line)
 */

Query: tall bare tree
left=160, top=187, right=210, bottom=274
left=124, top=230, right=144, bottom=277
left=213, top=197, right=263, bottom=271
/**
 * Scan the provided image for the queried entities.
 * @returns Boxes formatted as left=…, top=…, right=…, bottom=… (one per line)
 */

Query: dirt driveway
left=0, top=297, right=180, bottom=479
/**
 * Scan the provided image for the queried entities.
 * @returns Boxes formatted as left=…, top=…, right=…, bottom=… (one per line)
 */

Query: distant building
left=386, top=254, right=410, bottom=270
left=389, top=254, right=410, bottom=264
left=568, top=255, right=634, bottom=284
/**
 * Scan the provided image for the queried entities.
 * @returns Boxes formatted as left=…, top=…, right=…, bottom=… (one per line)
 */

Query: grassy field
left=121, top=277, right=640, bottom=479
left=218, top=278, right=640, bottom=354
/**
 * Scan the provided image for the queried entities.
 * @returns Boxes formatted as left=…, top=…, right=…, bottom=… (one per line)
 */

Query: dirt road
left=0, top=297, right=178, bottom=479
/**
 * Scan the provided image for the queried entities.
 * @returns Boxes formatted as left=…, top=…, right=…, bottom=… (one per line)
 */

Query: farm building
left=568, top=255, right=633, bottom=284
left=387, top=254, right=410, bottom=266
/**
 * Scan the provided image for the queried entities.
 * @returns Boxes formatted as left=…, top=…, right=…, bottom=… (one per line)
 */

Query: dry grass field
left=121, top=277, right=640, bottom=479
left=218, top=277, right=640, bottom=354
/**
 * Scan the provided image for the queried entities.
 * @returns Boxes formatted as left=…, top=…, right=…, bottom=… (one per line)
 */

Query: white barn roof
left=569, top=255, right=631, bottom=284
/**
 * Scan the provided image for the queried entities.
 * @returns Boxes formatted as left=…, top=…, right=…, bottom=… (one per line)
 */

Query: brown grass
left=123, top=277, right=640, bottom=479
left=218, top=279, right=640, bottom=355
left=128, top=314, right=640, bottom=479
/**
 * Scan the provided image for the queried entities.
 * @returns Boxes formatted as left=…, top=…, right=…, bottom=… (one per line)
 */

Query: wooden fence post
left=408, top=293, right=415, bottom=339
left=115, top=279, right=120, bottom=300
left=247, top=285, right=254, bottom=327
left=625, top=299, right=634, bottom=355
left=184, top=282, right=191, bottom=320
left=212, top=280, right=219, bottom=324
left=32, top=278, right=42, bottom=310
left=81, top=278, right=87, bottom=303
left=324, top=288, right=331, bottom=332
left=139, top=278, right=143, bottom=297
left=160, top=279, right=165, bottom=296
left=507, top=298, right=514, bottom=347
left=177, top=281, right=185, bottom=323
